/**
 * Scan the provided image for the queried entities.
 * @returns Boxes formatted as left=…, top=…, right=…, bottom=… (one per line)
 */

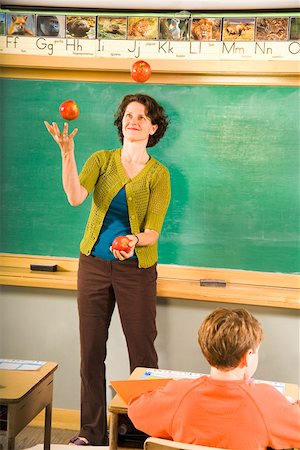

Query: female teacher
left=44, top=93, right=171, bottom=446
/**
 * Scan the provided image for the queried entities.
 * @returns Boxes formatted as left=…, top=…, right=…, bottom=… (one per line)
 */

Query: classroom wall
left=0, top=285, right=299, bottom=410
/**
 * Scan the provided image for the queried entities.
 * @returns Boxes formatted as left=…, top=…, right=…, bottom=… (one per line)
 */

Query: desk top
left=0, top=361, right=58, bottom=403
left=109, top=367, right=145, bottom=413
left=109, top=367, right=299, bottom=414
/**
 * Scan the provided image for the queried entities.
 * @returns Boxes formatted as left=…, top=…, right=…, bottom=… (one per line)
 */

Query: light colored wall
left=0, top=285, right=299, bottom=410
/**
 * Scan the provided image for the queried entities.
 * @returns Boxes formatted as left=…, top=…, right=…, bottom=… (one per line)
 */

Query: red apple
left=59, top=100, right=80, bottom=121
left=112, top=236, right=131, bottom=253
left=131, top=60, right=151, bottom=83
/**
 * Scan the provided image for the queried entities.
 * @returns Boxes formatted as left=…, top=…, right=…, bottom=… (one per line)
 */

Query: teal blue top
left=91, top=188, right=136, bottom=260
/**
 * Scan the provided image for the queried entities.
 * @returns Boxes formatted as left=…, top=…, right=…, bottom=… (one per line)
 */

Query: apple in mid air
left=131, top=60, right=151, bottom=83
left=111, top=236, right=131, bottom=253
left=59, top=100, right=80, bottom=121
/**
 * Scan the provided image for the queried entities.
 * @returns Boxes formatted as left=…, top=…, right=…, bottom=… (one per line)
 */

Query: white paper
left=0, top=359, right=46, bottom=370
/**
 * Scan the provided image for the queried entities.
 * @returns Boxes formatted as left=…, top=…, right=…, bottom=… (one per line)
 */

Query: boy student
left=128, top=308, right=300, bottom=450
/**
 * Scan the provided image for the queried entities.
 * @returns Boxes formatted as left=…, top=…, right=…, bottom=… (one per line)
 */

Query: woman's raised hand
left=44, top=121, right=78, bottom=155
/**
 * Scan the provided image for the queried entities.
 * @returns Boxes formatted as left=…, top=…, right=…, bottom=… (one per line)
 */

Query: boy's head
left=198, top=308, right=263, bottom=372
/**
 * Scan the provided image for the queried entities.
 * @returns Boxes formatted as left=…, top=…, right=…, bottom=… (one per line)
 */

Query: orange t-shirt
left=128, top=376, right=300, bottom=450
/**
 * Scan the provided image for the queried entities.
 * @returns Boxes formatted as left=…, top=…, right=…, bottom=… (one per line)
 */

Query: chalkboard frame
left=1, top=68, right=299, bottom=274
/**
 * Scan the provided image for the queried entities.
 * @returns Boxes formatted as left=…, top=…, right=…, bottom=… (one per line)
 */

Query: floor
left=0, top=426, right=82, bottom=450
left=23, top=447, right=107, bottom=450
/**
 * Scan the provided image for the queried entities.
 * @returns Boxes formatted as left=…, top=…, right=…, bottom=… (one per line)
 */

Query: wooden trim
left=1, top=56, right=299, bottom=86
left=1, top=67, right=299, bottom=87
left=1, top=253, right=299, bottom=309
left=1, top=54, right=299, bottom=74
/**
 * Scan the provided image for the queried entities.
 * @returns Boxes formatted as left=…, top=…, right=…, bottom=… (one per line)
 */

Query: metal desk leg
left=109, top=412, right=118, bottom=450
left=44, top=402, right=52, bottom=450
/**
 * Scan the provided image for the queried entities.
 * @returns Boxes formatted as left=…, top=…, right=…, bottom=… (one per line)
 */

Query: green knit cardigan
left=79, top=148, right=171, bottom=268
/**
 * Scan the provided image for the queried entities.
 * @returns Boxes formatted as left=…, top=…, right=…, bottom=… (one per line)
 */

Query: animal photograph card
left=36, top=15, right=66, bottom=38
left=256, top=18, right=289, bottom=41
left=0, top=13, right=5, bottom=35
left=128, top=17, right=158, bottom=40
left=290, top=17, right=300, bottom=40
left=159, top=17, right=189, bottom=41
left=223, top=18, right=255, bottom=41
left=190, top=18, right=222, bottom=41
left=66, top=16, right=96, bottom=39
left=6, top=14, right=35, bottom=36
left=97, top=17, right=127, bottom=39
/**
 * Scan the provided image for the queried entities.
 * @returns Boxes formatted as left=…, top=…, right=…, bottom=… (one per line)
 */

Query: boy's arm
left=128, top=380, right=183, bottom=438
left=255, top=384, right=300, bottom=449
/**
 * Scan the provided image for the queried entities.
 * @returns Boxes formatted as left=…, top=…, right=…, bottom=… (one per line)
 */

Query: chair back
left=144, top=436, right=227, bottom=450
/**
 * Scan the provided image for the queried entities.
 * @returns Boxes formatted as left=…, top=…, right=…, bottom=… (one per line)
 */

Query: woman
left=44, top=93, right=171, bottom=445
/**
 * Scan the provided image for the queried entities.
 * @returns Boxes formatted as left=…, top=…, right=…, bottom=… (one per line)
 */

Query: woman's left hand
left=110, top=234, right=138, bottom=260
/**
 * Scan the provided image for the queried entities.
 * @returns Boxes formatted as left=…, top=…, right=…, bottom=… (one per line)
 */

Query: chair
left=144, top=436, right=227, bottom=450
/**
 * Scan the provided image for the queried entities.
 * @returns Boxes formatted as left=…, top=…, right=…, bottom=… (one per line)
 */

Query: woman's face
left=122, top=102, right=158, bottom=144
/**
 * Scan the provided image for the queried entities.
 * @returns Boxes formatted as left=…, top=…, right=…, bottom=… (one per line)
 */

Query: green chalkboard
left=1, top=79, right=299, bottom=273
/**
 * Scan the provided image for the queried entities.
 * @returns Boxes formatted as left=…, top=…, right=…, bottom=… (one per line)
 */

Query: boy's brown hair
left=198, top=308, right=263, bottom=370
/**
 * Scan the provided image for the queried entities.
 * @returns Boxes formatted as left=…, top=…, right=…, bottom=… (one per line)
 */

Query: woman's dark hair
left=114, top=93, right=169, bottom=148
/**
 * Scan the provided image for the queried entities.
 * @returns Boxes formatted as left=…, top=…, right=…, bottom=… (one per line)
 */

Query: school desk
left=0, top=361, right=58, bottom=450
left=108, top=366, right=299, bottom=450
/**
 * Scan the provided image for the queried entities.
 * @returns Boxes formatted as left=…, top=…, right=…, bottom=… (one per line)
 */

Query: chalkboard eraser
left=30, top=264, right=58, bottom=272
left=200, top=279, right=226, bottom=288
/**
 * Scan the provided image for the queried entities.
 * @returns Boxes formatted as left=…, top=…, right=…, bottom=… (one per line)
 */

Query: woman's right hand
left=44, top=121, right=78, bottom=155
left=44, top=121, right=86, bottom=206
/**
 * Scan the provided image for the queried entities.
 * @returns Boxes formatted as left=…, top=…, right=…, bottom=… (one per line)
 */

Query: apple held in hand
left=59, top=100, right=80, bottom=121
left=112, top=236, right=131, bottom=253
left=131, top=60, right=151, bottom=83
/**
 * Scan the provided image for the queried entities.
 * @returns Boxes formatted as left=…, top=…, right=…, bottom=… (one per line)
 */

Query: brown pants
left=77, top=253, right=158, bottom=445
